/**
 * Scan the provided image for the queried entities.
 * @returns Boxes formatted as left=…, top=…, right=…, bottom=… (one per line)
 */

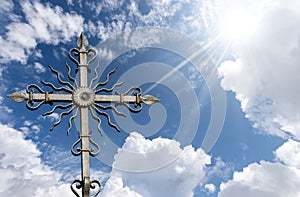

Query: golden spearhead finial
left=141, top=95, right=160, bottom=105
left=7, top=91, right=27, bottom=102
left=77, top=32, right=89, bottom=49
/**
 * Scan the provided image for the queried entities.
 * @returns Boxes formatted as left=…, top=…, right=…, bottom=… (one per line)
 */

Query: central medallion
left=72, top=87, right=95, bottom=107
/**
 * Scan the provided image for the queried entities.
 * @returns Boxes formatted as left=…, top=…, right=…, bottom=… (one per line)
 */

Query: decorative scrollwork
left=25, top=84, right=51, bottom=110
left=69, top=48, right=80, bottom=66
left=91, top=180, right=101, bottom=197
left=71, top=179, right=82, bottom=197
left=71, top=137, right=82, bottom=156
left=122, top=86, right=142, bottom=96
left=26, top=100, right=46, bottom=111
left=122, top=101, right=143, bottom=113
left=115, top=86, right=143, bottom=113
left=26, top=84, right=47, bottom=94
left=87, top=48, right=97, bottom=65
left=89, top=137, right=100, bottom=157
left=71, top=133, right=100, bottom=157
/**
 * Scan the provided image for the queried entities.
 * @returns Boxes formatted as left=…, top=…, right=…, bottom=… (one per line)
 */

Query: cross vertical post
left=7, top=32, right=159, bottom=197
left=78, top=34, right=91, bottom=197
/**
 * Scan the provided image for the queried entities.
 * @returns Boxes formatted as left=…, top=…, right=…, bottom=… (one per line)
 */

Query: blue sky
left=1, top=0, right=300, bottom=196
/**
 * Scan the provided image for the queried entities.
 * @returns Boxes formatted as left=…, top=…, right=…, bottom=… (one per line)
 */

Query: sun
left=216, top=4, right=261, bottom=43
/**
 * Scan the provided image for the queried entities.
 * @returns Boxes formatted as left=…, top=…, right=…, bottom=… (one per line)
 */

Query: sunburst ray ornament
left=7, top=32, right=159, bottom=197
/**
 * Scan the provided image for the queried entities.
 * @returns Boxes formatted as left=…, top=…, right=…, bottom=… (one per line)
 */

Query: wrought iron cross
left=7, top=33, right=159, bottom=197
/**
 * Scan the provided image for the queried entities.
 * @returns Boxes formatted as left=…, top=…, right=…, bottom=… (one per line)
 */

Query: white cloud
left=274, top=139, right=300, bottom=168
left=33, top=184, right=72, bottom=197
left=42, top=112, right=60, bottom=122
left=219, top=139, right=300, bottom=197
left=102, top=132, right=211, bottom=197
left=206, top=157, right=233, bottom=181
left=0, top=123, right=74, bottom=196
left=101, top=0, right=125, bottom=11
left=31, top=124, right=41, bottom=134
left=19, top=123, right=41, bottom=137
left=0, top=101, right=13, bottom=113
left=0, top=0, right=13, bottom=13
left=0, top=67, right=5, bottom=79
left=23, top=120, right=33, bottom=126
left=217, top=0, right=300, bottom=139
left=219, top=161, right=300, bottom=197
left=19, top=126, right=30, bottom=136
left=86, top=0, right=206, bottom=45
left=66, top=0, right=74, bottom=6
left=0, top=94, right=13, bottom=121
left=34, top=62, right=46, bottom=73
left=0, top=1, right=84, bottom=64
left=41, top=144, right=81, bottom=182
left=103, top=177, right=144, bottom=197
left=127, top=0, right=191, bottom=27
left=204, top=183, right=216, bottom=194
left=86, top=19, right=133, bottom=43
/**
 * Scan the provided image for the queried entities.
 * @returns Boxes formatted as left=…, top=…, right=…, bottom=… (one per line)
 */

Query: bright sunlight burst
left=216, top=3, right=261, bottom=43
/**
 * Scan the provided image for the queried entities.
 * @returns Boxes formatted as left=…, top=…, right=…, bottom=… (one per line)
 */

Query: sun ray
left=93, top=106, right=120, bottom=132
left=94, top=103, right=126, bottom=117
left=50, top=105, right=75, bottom=131
left=66, top=62, right=78, bottom=88
left=89, top=61, right=100, bottom=88
left=48, top=65, right=76, bottom=90
left=41, top=80, right=73, bottom=93
left=43, top=103, right=73, bottom=116
left=94, top=81, right=125, bottom=94
left=67, top=107, right=79, bottom=135
left=89, top=106, right=103, bottom=135
left=92, top=67, right=117, bottom=90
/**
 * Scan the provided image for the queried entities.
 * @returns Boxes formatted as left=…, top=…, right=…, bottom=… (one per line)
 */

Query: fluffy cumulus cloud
left=0, top=0, right=84, bottom=64
left=215, top=1, right=300, bottom=196
left=217, top=0, right=300, bottom=139
left=0, top=123, right=74, bottom=196
left=102, top=132, right=211, bottom=197
left=219, top=139, right=300, bottom=197
left=274, top=139, right=300, bottom=168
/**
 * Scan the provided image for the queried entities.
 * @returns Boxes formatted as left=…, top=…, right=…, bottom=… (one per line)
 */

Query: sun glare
left=217, top=6, right=260, bottom=42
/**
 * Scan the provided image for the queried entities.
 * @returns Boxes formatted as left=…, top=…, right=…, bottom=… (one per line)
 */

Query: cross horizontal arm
left=95, top=94, right=160, bottom=105
left=8, top=91, right=159, bottom=105
left=7, top=91, right=72, bottom=103
left=95, top=95, right=137, bottom=104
